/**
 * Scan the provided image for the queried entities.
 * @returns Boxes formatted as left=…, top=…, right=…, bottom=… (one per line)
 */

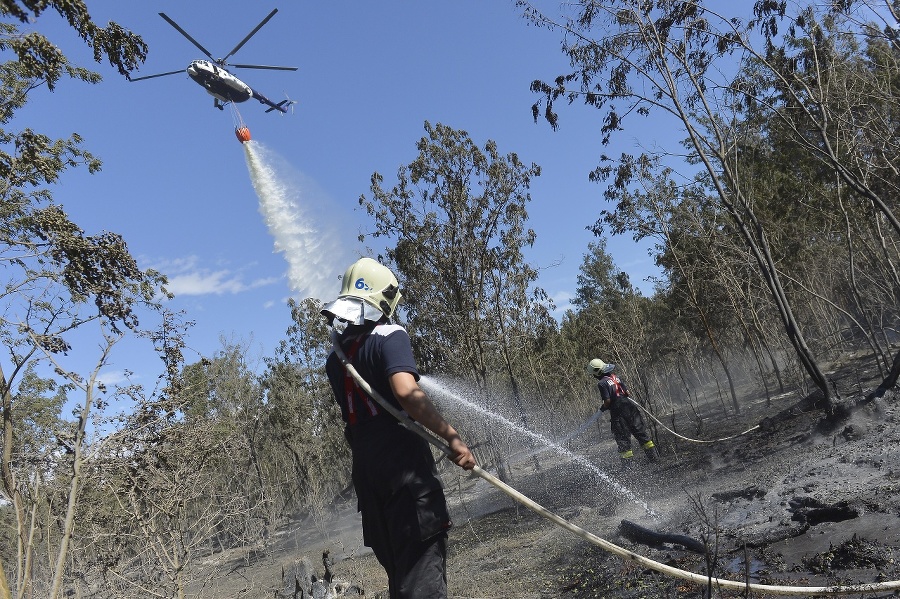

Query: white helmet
left=321, top=258, right=402, bottom=325
left=587, top=358, right=615, bottom=377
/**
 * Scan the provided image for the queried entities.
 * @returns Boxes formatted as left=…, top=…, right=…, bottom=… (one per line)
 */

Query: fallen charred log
left=619, top=520, right=706, bottom=554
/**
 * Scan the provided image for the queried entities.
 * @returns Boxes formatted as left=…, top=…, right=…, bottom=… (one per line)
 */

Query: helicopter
left=129, top=8, right=297, bottom=114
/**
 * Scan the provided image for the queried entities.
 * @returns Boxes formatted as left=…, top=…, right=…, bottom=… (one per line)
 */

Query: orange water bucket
left=235, top=126, right=251, bottom=143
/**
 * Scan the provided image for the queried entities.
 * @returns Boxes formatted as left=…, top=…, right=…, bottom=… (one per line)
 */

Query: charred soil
left=199, top=353, right=900, bottom=598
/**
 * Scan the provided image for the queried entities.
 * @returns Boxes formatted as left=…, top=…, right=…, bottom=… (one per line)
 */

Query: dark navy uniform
left=325, top=322, right=450, bottom=598
left=597, top=373, right=656, bottom=460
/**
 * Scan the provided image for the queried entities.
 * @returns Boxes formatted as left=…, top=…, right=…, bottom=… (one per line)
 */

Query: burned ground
left=196, top=353, right=900, bottom=598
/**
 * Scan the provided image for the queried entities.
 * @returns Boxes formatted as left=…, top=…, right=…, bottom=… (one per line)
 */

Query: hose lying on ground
left=628, top=397, right=760, bottom=443
left=331, top=333, right=900, bottom=596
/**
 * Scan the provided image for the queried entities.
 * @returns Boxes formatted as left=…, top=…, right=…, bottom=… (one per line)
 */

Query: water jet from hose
left=421, top=376, right=659, bottom=520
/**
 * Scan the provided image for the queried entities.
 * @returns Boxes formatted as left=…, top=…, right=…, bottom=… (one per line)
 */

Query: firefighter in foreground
left=322, top=257, right=476, bottom=599
left=588, top=358, right=658, bottom=468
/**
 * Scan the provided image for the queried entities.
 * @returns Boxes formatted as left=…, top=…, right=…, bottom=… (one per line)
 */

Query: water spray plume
left=242, top=141, right=351, bottom=301
left=420, top=376, right=660, bottom=520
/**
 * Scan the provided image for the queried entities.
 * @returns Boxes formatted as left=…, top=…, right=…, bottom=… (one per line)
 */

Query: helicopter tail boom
left=252, top=89, right=294, bottom=114
left=265, top=98, right=295, bottom=114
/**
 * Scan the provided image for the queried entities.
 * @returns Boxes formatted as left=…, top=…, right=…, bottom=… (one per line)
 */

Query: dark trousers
left=610, top=400, right=652, bottom=453
left=372, top=526, right=447, bottom=598
left=350, top=419, right=451, bottom=598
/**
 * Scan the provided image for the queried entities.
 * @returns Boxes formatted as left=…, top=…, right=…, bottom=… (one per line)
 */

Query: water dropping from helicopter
left=240, top=140, right=353, bottom=302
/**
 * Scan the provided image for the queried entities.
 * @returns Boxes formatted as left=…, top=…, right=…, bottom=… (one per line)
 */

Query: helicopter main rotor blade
left=128, top=69, right=184, bottom=82
left=159, top=12, right=214, bottom=60
left=220, top=8, right=278, bottom=64
left=227, top=63, right=298, bottom=71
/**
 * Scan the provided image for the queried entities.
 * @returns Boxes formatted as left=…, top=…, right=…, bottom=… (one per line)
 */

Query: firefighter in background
left=588, top=358, right=658, bottom=467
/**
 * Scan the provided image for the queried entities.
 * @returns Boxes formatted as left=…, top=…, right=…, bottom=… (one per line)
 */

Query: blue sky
left=17, top=1, right=681, bottom=386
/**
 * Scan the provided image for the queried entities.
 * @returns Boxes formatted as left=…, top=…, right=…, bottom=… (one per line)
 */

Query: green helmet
left=321, top=258, right=402, bottom=325
left=587, top=358, right=615, bottom=377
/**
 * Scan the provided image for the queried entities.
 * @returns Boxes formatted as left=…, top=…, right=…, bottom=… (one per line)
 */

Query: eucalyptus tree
left=0, top=3, right=176, bottom=598
left=521, top=0, right=843, bottom=408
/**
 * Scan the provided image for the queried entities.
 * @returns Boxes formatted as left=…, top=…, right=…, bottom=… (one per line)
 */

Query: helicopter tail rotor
left=265, top=95, right=295, bottom=114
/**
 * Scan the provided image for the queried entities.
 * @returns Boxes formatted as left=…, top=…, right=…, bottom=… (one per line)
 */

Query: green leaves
left=0, top=129, right=100, bottom=189
left=360, top=121, right=551, bottom=381
left=1, top=1, right=147, bottom=79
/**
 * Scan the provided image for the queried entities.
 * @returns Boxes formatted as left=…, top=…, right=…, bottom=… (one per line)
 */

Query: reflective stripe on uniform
left=344, top=335, right=380, bottom=425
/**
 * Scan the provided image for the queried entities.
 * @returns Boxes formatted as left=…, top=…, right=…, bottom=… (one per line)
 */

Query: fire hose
left=627, top=397, right=760, bottom=443
left=332, top=334, right=900, bottom=595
